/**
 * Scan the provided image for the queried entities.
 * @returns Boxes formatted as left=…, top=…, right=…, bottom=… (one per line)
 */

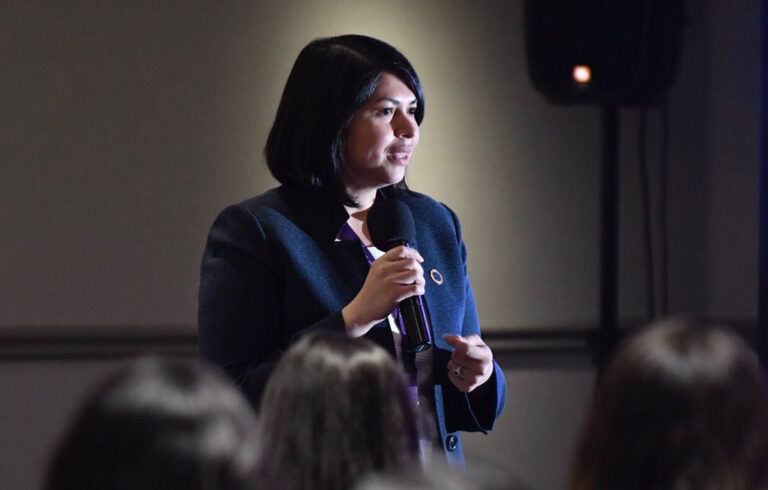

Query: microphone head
left=367, top=198, right=416, bottom=250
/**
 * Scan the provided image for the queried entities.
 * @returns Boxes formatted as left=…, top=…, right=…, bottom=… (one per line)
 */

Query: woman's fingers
left=444, top=334, right=492, bottom=365
left=379, top=259, right=423, bottom=279
left=444, top=334, right=494, bottom=393
left=447, top=359, right=482, bottom=392
left=391, top=282, right=425, bottom=302
left=342, top=245, right=427, bottom=336
left=383, top=245, right=423, bottom=263
left=388, top=266, right=425, bottom=285
left=373, top=248, right=424, bottom=289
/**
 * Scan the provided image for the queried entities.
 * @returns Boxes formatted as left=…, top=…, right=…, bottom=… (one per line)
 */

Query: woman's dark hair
left=256, top=331, right=420, bottom=490
left=265, top=34, right=425, bottom=206
left=571, top=320, right=768, bottom=490
left=46, top=358, right=259, bottom=490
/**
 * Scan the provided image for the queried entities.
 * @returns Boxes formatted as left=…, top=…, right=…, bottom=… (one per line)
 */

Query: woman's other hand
left=444, top=334, right=494, bottom=393
left=342, top=245, right=424, bottom=337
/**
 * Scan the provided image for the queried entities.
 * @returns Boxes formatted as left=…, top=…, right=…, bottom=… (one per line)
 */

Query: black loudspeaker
left=524, top=0, right=685, bottom=106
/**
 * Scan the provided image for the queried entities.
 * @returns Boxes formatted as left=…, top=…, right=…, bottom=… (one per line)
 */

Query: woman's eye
left=378, top=108, right=394, bottom=116
left=408, top=106, right=418, bottom=115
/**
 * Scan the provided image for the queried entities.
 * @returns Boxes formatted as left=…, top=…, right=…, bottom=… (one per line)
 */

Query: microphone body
left=367, top=200, right=433, bottom=352
left=395, top=258, right=432, bottom=352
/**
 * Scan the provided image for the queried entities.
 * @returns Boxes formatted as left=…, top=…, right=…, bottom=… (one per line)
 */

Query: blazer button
left=446, top=434, right=458, bottom=451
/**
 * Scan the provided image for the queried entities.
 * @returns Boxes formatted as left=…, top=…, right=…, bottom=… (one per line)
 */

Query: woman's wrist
left=341, top=302, right=376, bottom=338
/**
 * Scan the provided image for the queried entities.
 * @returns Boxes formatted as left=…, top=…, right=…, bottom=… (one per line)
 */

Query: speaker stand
left=597, top=104, right=620, bottom=370
left=758, top=0, right=768, bottom=364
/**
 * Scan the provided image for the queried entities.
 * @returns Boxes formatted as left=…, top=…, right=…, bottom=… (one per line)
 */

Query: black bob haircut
left=265, top=34, right=425, bottom=206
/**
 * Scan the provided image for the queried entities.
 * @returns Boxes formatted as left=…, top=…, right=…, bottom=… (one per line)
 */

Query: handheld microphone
left=367, top=198, right=432, bottom=352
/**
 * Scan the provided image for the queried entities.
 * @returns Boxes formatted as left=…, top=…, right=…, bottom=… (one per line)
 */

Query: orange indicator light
left=573, top=65, right=592, bottom=84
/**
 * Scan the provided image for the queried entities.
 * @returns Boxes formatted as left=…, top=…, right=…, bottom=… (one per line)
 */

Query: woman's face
left=343, top=72, right=420, bottom=198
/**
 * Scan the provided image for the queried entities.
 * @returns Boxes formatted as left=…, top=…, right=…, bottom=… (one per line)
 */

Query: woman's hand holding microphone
left=342, top=245, right=424, bottom=338
left=341, top=243, right=494, bottom=394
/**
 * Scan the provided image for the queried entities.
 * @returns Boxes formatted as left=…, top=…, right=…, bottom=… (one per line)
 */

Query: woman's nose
left=393, top=111, right=418, bottom=139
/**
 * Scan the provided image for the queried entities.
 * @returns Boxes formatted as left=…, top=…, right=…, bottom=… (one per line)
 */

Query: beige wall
left=2, top=2, right=759, bottom=330
left=3, top=1, right=599, bottom=330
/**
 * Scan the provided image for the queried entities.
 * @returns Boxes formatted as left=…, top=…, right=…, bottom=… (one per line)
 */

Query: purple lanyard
left=338, top=222, right=377, bottom=262
left=338, top=222, right=409, bottom=337
left=338, top=222, right=434, bottom=346
left=339, top=222, right=422, bottom=404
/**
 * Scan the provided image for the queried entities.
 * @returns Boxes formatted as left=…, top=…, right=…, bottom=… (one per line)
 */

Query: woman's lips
left=387, top=148, right=414, bottom=164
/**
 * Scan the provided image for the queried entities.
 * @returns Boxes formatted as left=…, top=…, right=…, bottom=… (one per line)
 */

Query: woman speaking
left=198, top=34, right=506, bottom=466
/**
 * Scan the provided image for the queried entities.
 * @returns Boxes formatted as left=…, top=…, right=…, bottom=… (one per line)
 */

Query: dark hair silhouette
left=256, top=331, right=420, bottom=490
left=264, top=34, right=424, bottom=206
left=354, top=460, right=530, bottom=490
left=46, top=358, right=259, bottom=490
left=571, top=320, right=768, bottom=490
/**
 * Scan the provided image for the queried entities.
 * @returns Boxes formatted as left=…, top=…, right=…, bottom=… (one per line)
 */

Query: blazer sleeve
left=197, top=204, right=345, bottom=408
left=439, top=205, right=507, bottom=433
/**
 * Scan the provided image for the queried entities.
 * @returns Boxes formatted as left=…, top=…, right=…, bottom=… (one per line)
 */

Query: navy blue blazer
left=198, top=185, right=506, bottom=465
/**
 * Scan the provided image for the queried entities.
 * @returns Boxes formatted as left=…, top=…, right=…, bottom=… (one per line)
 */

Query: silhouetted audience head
left=571, top=320, right=768, bottom=490
left=355, top=460, right=529, bottom=490
left=46, top=357, right=259, bottom=490
left=256, top=331, right=420, bottom=490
